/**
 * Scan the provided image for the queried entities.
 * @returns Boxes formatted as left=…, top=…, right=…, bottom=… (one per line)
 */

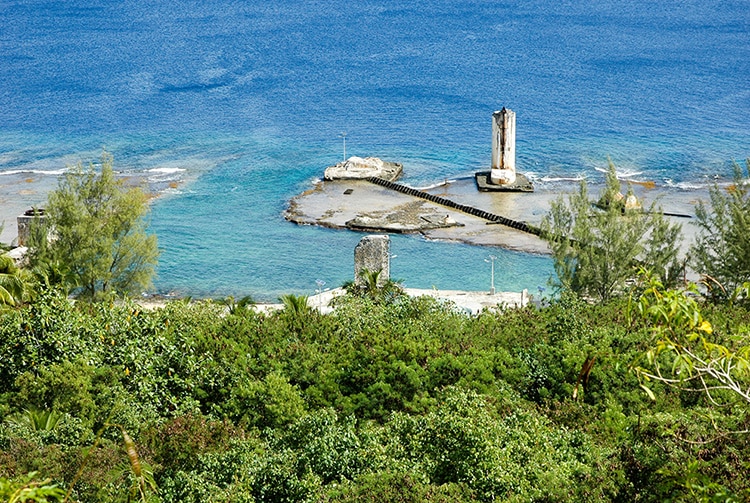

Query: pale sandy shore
left=135, top=286, right=531, bottom=316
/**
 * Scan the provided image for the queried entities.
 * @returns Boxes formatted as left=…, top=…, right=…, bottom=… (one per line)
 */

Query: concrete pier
left=491, top=108, right=516, bottom=185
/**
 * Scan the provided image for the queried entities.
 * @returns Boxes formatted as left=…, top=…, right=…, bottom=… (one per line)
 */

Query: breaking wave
left=0, top=168, right=67, bottom=176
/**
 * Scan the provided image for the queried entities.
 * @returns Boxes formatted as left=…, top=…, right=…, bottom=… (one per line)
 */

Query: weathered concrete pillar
left=354, top=234, right=390, bottom=287
left=16, top=209, right=46, bottom=246
left=490, top=108, right=516, bottom=185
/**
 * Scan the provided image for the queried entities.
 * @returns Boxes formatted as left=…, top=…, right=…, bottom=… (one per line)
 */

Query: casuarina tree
left=29, top=151, right=159, bottom=300
left=690, top=159, right=750, bottom=300
left=541, top=161, right=682, bottom=302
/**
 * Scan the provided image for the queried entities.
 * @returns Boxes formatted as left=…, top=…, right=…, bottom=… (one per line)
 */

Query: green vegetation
left=634, top=274, right=750, bottom=408
left=343, top=268, right=405, bottom=304
left=0, top=288, right=748, bottom=501
left=1, top=157, right=749, bottom=501
left=0, top=254, right=33, bottom=307
left=0, top=472, right=64, bottom=503
left=541, top=161, right=682, bottom=302
left=691, top=160, right=750, bottom=300
left=28, top=151, right=159, bottom=300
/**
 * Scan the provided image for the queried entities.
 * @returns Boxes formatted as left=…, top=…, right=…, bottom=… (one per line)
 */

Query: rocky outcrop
left=596, top=190, right=643, bottom=212
left=346, top=206, right=464, bottom=233
left=324, top=156, right=402, bottom=182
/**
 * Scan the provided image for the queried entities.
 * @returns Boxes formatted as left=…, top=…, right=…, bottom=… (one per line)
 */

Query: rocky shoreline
left=285, top=177, right=555, bottom=254
left=285, top=173, right=703, bottom=257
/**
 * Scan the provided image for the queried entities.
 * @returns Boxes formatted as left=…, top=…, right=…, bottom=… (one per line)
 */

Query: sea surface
left=1, top=0, right=748, bottom=301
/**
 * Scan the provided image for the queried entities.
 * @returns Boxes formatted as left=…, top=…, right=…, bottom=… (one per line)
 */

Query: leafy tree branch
left=633, top=275, right=750, bottom=407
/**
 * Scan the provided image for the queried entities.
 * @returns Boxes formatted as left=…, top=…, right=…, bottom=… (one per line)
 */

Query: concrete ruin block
left=475, top=107, right=533, bottom=192
left=354, top=234, right=390, bottom=287
left=16, top=209, right=46, bottom=246
left=324, top=156, right=403, bottom=182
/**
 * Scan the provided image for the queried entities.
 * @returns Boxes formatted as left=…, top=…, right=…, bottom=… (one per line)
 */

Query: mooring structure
left=476, top=108, right=533, bottom=192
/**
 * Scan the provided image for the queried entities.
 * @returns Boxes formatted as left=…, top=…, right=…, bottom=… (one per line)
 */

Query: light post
left=339, top=132, right=347, bottom=161
left=485, top=255, right=497, bottom=295
left=537, top=285, right=546, bottom=307
left=315, top=279, right=326, bottom=311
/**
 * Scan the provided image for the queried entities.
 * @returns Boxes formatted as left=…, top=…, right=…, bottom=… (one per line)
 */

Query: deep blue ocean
left=1, top=0, right=748, bottom=300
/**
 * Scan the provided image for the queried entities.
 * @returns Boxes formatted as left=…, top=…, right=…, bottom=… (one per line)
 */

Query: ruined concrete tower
left=354, top=234, right=390, bottom=287
left=490, top=108, right=516, bottom=185
left=16, top=208, right=46, bottom=246
left=474, top=108, right=532, bottom=192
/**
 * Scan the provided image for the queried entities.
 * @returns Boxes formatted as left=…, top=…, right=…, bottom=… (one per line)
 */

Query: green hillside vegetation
left=0, top=158, right=748, bottom=502
left=0, top=288, right=748, bottom=502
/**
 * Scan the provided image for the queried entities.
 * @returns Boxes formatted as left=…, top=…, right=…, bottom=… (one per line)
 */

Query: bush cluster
left=1, top=289, right=748, bottom=502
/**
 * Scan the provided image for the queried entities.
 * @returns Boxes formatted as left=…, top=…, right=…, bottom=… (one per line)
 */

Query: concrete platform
left=475, top=171, right=534, bottom=192
left=285, top=176, right=702, bottom=259
left=284, top=178, right=554, bottom=254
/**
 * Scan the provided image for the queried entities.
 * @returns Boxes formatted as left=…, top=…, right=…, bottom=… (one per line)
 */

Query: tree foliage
left=633, top=275, right=750, bottom=408
left=343, top=268, right=405, bottom=304
left=1, top=288, right=748, bottom=501
left=29, top=152, right=159, bottom=300
left=541, top=161, right=682, bottom=302
left=0, top=254, right=34, bottom=307
left=690, top=159, right=750, bottom=300
left=0, top=472, right=65, bottom=503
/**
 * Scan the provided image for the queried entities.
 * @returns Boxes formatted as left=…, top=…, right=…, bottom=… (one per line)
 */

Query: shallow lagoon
left=1, top=0, right=747, bottom=300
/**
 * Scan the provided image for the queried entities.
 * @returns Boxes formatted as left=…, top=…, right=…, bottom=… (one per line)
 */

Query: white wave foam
left=148, top=175, right=182, bottom=183
left=148, top=167, right=186, bottom=174
left=620, top=172, right=644, bottom=179
left=594, top=166, right=644, bottom=178
left=0, top=168, right=67, bottom=176
left=663, top=179, right=710, bottom=190
left=539, top=175, right=586, bottom=182
left=416, top=179, right=457, bottom=191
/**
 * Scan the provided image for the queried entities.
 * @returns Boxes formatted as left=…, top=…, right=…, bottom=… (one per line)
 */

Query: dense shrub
left=1, top=291, right=747, bottom=501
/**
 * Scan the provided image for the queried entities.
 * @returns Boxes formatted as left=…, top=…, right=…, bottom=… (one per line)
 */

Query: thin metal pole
left=485, top=255, right=497, bottom=295
left=340, top=132, right=347, bottom=161
left=491, top=258, right=495, bottom=295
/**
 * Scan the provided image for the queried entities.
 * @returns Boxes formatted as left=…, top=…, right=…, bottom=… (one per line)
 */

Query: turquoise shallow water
left=1, top=0, right=748, bottom=300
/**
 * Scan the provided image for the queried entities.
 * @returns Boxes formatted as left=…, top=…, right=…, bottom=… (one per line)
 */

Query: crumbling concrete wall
left=16, top=210, right=46, bottom=246
left=354, top=234, right=390, bottom=287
